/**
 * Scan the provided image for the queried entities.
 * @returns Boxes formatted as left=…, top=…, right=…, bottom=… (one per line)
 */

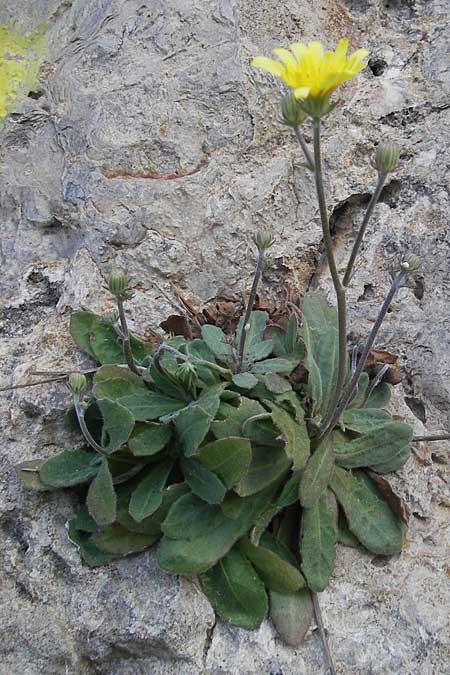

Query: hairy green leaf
left=330, top=467, right=405, bottom=554
left=40, top=450, right=100, bottom=488
left=197, top=437, right=252, bottom=488
left=93, top=364, right=145, bottom=399
left=118, top=392, right=185, bottom=421
left=128, top=422, right=172, bottom=456
left=346, top=372, right=370, bottom=409
left=239, top=537, right=305, bottom=593
left=199, top=547, right=268, bottom=629
left=181, top=457, right=227, bottom=504
left=300, top=492, right=337, bottom=592
left=158, top=487, right=277, bottom=574
left=129, top=460, right=174, bottom=521
left=235, top=445, right=291, bottom=497
left=267, top=401, right=310, bottom=471
left=365, top=382, right=392, bottom=408
left=175, top=384, right=225, bottom=456
left=161, top=493, right=225, bottom=540
left=16, top=459, right=52, bottom=491
left=98, top=398, right=135, bottom=452
left=67, top=521, right=117, bottom=567
left=86, top=458, right=117, bottom=526
left=201, top=324, right=234, bottom=362
left=251, top=358, right=294, bottom=375
left=299, top=436, right=334, bottom=508
left=232, top=373, right=258, bottom=389
left=269, top=588, right=313, bottom=648
left=211, top=397, right=266, bottom=439
left=236, top=311, right=269, bottom=359
left=93, top=524, right=159, bottom=555
left=69, top=311, right=98, bottom=358
left=342, top=408, right=391, bottom=433
left=335, top=422, right=413, bottom=469
left=369, top=445, right=411, bottom=473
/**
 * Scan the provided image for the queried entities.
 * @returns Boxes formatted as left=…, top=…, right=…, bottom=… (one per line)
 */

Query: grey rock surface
left=1, top=0, right=449, bottom=673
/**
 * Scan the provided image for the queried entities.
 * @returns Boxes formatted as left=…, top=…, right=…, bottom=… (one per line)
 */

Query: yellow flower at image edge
left=251, top=38, right=369, bottom=101
left=0, top=24, right=46, bottom=119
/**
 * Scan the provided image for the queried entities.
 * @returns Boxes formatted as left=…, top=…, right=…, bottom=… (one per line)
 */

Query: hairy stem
left=313, top=119, right=347, bottom=429
left=323, top=272, right=405, bottom=435
left=73, top=395, right=107, bottom=456
left=312, top=592, right=337, bottom=675
left=237, top=246, right=265, bottom=371
left=294, top=126, right=315, bottom=171
left=343, top=173, right=387, bottom=287
left=117, top=297, right=142, bottom=376
left=413, top=433, right=450, bottom=442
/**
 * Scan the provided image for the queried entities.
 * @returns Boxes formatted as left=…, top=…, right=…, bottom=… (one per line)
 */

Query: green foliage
left=199, top=547, right=268, bottom=629
left=17, top=296, right=413, bottom=648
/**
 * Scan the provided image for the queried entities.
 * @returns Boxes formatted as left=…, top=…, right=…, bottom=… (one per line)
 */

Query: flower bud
left=281, top=94, right=307, bottom=128
left=108, top=270, right=128, bottom=298
left=68, top=372, right=87, bottom=395
left=254, top=229, right=274, bottom=251
left=375, top=142, right=399, bottom=175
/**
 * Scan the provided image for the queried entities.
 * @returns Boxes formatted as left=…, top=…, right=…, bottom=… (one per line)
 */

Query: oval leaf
left=300, top=492, right=337, bottom=592
left=40, top=450, right=100, bottom=488
left=335, top=422, right=413, bottom=469
left=199, top=547, right=268, bottom=630
left=266, top=401, right=310, bottom=471
left=197, top=437, right=252, bottom=488
left=181, top=457, right=227, bottom=504
left=270, top=588, right=313, bottom=647
left=98, top=398, right=135, bottom=453
left=235, top=445, right=291, bottom=497
left=129, top=460, right=174, bottom=522
left=128, top=423, right=172, bottom=456
left=239, top=536, right=305, bottom=593
left=93, top=524, right=159, bottom=555
left=86, top=458, right=117, bottom=526
left=330, top=467, right=405, bottom=555
left=299, top=436, right=334, bottom=508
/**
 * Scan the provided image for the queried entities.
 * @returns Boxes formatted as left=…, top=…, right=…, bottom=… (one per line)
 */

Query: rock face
left=1, top=1, right=449, bottom=673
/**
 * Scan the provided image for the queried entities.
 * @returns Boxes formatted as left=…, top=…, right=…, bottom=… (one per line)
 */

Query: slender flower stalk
left=312, top=592, right=337, bottom=675
left=343, top=173, right=387, bottom=287
left=294, top=126, right=315, bottom=171
left=322, top=271, right=405, bottom=436
left=312, top=119, right=348, bottom=429
left=412, top=434, right=450, bottom=442
left=116, top=297, right=142, bottom=376
left=73, top=394, right=108, bottom=456
left=237, top=246, right=266, bottom=372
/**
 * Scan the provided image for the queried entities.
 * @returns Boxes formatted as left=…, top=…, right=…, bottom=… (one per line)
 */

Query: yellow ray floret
left=251, top=38, right=369, bottom=100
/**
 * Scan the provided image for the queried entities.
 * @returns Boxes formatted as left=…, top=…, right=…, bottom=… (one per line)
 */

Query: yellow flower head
left=251, top=38, right=369, bottom=101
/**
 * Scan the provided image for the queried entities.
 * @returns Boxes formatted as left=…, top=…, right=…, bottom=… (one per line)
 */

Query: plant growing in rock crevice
left=14, top=37, right=446, bottom=671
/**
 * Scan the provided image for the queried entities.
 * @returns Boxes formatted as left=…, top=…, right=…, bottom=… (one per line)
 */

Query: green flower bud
left=281, top=94, right=307, bottom=128
left=375, top=142, right=399, bottom=175
left=68, top=372, right=87, bottom=395
left=254, top=229, right=274, bottom=250
left=108, top=270, right=128, bottom=298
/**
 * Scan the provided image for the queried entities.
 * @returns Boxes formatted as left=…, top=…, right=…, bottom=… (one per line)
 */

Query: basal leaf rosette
left=16, top=293, right=413, bottom=647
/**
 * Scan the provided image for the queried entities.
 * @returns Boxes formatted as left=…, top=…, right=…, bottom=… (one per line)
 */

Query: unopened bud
left=254, top=229, right=274, bottom=251
left=68, top=372, right=87, bottom=395
left=281, top=94, right=307, bottom=128
left=400, top=255, right=420, bottom=274
left=108, top=270, right=129, bottom=299
left=375, top=142, right=399, bottom=175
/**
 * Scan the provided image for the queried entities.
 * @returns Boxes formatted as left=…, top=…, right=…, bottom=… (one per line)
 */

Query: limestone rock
left=1, top=1, right=449, bottom=673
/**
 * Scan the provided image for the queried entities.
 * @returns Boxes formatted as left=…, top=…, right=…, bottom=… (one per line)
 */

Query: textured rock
left=1, top=0, right=449, bottom=673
